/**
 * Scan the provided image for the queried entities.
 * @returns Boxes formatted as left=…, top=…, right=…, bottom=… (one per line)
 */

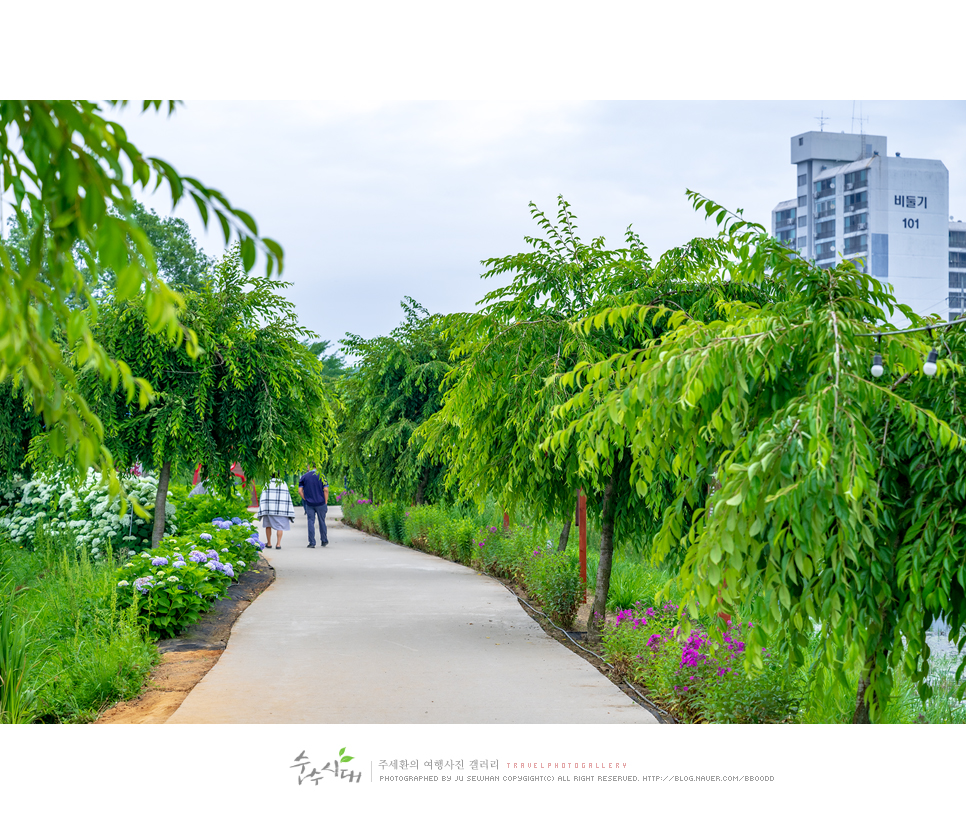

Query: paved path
left=167, top=508, right=658, bottom=724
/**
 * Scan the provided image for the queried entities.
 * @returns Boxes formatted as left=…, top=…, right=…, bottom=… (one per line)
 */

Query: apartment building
left=772, top=130, right=961, bottom=321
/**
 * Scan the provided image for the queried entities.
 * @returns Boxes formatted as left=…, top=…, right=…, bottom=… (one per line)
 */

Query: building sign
left=895, top=195, right=928, bottom=209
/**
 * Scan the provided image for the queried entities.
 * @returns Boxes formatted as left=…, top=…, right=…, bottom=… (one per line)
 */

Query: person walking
left=257, top=476, right=296, bottom=549
left=299, top=464, right=329, bottom=548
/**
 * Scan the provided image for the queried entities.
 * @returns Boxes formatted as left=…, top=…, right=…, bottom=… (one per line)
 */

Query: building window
left=816, top=201, right=836, bottom=220
left=799, top=137, right=804, bottom=146
left=798, top=216, right=807, bottom=228
left=844, top=169, right=869, bottom=190
left=775, top=208, right=796, bottom=228
left=844, top=212, right=869, bottom=233
left=777, top=229, right=795, bottom=245
left=844, top=192, right=868, bottom=213
left=951, top=230, right=966, bottom=249
left=815, top=220, right=835, bottom=240
left=814, top=179, right=835, bottom=199
left=843, top=235, right=867, bottom=255
left=798, top=195, right=807, bottom=208
left=816, top=241, right=835, bottom=259
left=797, top=236, right=807, bottom=248
left=798, top=174, right=807, bottom=187
left=951, top=272, right=963, bottom=289
left=847, top=257, right=867, bottom=273
left=949, top=294, right=964, bottom=309
left=951, top=252, right=966, bottom=268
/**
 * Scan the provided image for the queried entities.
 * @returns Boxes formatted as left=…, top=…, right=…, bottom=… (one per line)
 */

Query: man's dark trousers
left=305, top=502, right=328, bottom=547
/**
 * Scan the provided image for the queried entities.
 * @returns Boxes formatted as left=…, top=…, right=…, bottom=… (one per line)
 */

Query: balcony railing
left=815, top=229, right=835, bottom=240
left=844, top=200, right=868, bottom=214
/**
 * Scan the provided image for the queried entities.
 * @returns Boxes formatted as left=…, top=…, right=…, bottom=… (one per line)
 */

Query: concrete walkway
left=167, top=508, right=658, bottom=724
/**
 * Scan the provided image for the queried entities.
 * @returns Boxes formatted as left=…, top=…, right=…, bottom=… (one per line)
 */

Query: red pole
left=578, top=489, right=587, bottom=603
left=503, top=510, right=510, bottom=531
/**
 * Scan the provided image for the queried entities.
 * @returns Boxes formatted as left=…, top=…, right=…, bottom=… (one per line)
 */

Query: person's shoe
left=306, top=544, right=316, bottom=548
left=275, top=544, right=281, bottom=549
left=321, top=542, right=328, bottom=547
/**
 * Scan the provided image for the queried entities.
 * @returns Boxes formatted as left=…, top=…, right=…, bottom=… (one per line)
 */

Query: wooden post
left=503, top=510, right=510, bottom=531
left=578, top=489, right=587, bottom=603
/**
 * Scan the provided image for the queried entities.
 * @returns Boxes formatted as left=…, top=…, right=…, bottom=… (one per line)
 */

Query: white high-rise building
left=772, top=130, right=964, bottom=322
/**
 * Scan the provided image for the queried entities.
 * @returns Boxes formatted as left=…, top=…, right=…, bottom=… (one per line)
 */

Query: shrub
left=171, top=491, right=251, bottom=532
left=114, top=517, right=265, bottom=638
left=0, top=470, right=176, bottom=558
left=526, top=550, right=582, bottom=628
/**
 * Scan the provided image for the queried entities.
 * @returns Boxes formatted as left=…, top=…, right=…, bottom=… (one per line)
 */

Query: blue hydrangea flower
left=199, top=533, right=213, bottom=541
left=173, top=560, right=186, bottom=569
left=231, top=517, right=242, bottom=525
left=207, top=549, right=220, bottom=561
left=151, top=556, right=168, bottom=567
left=223, top=564, right=234, bottom=578
left=189, top=550, right=207, bottom=563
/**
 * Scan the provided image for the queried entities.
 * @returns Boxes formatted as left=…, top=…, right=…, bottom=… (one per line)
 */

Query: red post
left=578, top=489, right=587, bottom=603
left=503, top=510, right=510, bottom=531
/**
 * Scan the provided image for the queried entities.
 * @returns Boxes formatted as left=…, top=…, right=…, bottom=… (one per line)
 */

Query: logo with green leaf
left=339, top=747, right=354, bottom=763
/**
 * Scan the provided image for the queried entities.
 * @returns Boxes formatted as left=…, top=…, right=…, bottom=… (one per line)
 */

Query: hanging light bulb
left=923, top=348, right=939, bottom=377
left=871, top=354, right=884, bottom=377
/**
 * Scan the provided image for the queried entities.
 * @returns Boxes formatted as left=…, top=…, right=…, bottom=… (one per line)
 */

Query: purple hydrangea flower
left=173, top=560, right=186, bottom=569
left=223, top=564, right=234, bottom=578
left=133, top=576, right=154, bottom=594
left=231, top=517, right=242, bottom=525
left=151, top=557, right=168, bottom=567
left=189, top=550, right=207, bottom=563
left=207, top=549, right=220, bottom=561
left=199, top=533, right=213, bottom=541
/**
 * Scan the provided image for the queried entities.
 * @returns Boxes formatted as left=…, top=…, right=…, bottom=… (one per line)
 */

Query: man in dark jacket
left=299, top=464, right=329, bottom=548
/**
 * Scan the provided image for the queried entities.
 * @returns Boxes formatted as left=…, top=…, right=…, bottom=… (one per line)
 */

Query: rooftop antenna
left=816, top=110, right=830, bottom=132
left=853, top=101, right=869, bottom=157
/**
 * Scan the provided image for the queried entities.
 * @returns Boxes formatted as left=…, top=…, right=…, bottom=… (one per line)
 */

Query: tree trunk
left=557, top=518, right=573, bottom=551
left=414, top=466, right=431, bottom=505
left=151, top=459, right=172, bottom=549
left=587, top=460, right=619, bottom=644
left=852, top=670, right=873, bottom=724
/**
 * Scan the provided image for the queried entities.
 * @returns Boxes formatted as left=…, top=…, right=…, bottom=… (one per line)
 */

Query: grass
left=0, top=526, right=158, bottom=723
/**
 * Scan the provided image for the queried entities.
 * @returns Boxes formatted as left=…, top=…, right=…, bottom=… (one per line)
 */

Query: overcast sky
left=113, top=100, right=966, bottom=351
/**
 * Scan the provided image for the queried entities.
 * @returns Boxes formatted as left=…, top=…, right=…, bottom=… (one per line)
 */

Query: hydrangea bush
left=0, top=471, right=176, bottom=558
left=115, top=517, right=266, bottom=637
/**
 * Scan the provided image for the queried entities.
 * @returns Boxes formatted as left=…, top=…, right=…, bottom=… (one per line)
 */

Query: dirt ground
left=95, top=650, right=223, bottom=724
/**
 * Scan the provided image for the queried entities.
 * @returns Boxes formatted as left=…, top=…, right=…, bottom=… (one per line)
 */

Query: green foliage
left=0, top=578, right=37, bottom=723
left=337, top=298, right=453, bottom=504
left=169, top=490, right=251, bottom=532
left=0, top=528, right=158, bottom=723
left=79, top=246, right=337, bottom=539
left=115, top=518, right=263, bottom=638
left=0, top=100, right=283, bottom=501
left=550, top=191, right=966, bottom=721
left=525, top=550, right=582, bottom=628
left=0, top=379, right=43, bottom=479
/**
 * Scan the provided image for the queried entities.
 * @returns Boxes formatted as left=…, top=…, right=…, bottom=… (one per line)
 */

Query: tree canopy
left=337, top=298, right=452, bottom=504
left=0, top=100, right=282, bottom=499
left=551, top=193, right=965, bottom=721
left=80, top=247, right=337, bottom=543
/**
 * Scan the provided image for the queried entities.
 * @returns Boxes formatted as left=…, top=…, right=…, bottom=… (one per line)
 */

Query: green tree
left=0, top=100, right=282, bottom=501
left=82, top=247, right=337, bottom=545
left=552, top=193, right=966, bottom=722
left=337, top=298, right=452, bottom=505
left=422, top=196, right=781, bottom=639
left=128, top=201, right=214, bottom=292
left=306, top=339, right=349, bottom=383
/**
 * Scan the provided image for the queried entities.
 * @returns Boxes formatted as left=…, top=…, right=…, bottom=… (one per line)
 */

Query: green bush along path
left=166, top=507, right=658, bottom=724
